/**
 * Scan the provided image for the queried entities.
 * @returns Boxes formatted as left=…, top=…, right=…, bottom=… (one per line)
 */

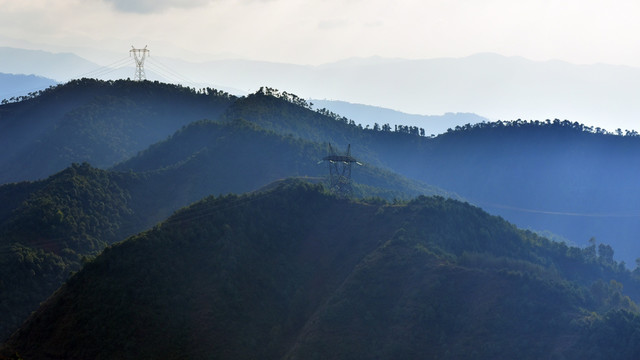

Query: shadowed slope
left=3, top=182, right=640, bottom=359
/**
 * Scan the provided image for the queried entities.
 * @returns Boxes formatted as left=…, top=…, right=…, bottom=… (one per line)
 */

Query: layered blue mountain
left=0, top=114, right=448, bottom=340
left=0, top=47, right=99, bottom=82
left=210, top=90, right=640, bottom=264
left=0, top=73, right=57, bottom=103
left=310, top=99, right=487, bottom=136
left=2, top=80, right=639, bottom=263
left=0, top=78, right=236, bottom=183
left=3, top=80, right=640, bottom=262
left=3, top=79, right=640, bottom=354
left=2, top=182, right=640, bottom=359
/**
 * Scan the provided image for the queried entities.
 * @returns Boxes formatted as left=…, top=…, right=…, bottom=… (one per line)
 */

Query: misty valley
left=2, top=79, right=640, bottom=359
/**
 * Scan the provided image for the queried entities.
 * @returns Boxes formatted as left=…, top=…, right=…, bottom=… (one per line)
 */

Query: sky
left=1, top=0, right=640, bottom=67
left=2, top=0, right=640, bottom=132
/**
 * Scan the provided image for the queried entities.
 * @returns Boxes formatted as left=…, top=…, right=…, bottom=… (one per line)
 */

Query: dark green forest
left=208, top=89, right=640, bottom=259
left=4, top=80, right=640, bottom=264
left=2, top=182, right=640, bottom=359
left=0, top=164, right=145, bottom=338
left=3, top=79, right=640, bottom=358
left=0, top=116, right=446, bottom=340
left=216, top=92, right=640, bottom=265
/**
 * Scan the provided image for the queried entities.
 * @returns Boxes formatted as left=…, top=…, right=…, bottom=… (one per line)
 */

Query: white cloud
left=102, top=0, right=212, bottom=13
left=318, top=19, right=350, bottom=30
left=2, top=0, right=640, bottom=67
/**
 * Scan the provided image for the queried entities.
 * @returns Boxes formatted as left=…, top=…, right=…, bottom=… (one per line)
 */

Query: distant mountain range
left=0, top=47, right=98, bottom=81
left=111, top=53, right=640, bottom=132
left=0, top=47, right=187, bottom=89
left=4, top=46, right=640, bottom=132
left=311, top=99, right=488, bottom=136
left=0, top=73, right=57, bottom=102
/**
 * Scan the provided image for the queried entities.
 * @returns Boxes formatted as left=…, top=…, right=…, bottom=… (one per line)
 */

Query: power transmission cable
left=75, top=56, right=131, bottom=79
left=143, top=62, right=183, bottom=83
left=0, top=57, right=133, bottom=102
left=469, top=199, right=640, bottom=218
left=145, top=57, right=199, bottom=87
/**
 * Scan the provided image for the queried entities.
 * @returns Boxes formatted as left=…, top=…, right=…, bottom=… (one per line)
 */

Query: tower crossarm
left=322, top=155, right=358, bottom=163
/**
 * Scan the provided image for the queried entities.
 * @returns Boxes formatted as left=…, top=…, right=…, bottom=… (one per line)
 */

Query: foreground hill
left=2, top=182, right=640, bottom=359
left=0, top=164, right=150, bottom=339
left=0, top=78, right=235, bottom=184
left=0, top=118, right=449, bottom=340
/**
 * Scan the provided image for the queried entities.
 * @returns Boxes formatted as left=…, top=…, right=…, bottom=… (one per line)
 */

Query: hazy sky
left=1, top=0, right=640, bottom=66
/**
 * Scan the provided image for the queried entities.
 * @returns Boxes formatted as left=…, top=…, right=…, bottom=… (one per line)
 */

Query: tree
left=598, top=243, right=614, bottom=266
left=583, top=237, right=597, bottom=262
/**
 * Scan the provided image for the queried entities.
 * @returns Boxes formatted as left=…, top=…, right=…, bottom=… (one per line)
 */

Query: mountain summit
left=3, top=182, right=640, bottom=359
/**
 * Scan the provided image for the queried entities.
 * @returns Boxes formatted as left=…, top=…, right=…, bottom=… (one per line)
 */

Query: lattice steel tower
left=321, top=144, right=362, bottom=197
left=130, top=45, right=150, bottom=81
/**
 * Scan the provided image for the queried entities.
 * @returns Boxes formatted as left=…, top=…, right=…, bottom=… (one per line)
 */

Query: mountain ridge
left=311, top=99, right=487, bottom=136
left=3, top=182, right=640, bottom=359
left=0, top=112, right=452, bottom=340
left=4, top=47, right=640, bottom=131
left=0, top=47, right=100, bottom=81
left=0, top=78, right=236, bottom=184
left=3, top=67, right=640, bottom=359
left=4, top=79, right=639, bottom=263
left=0, top=73, right=57, bottom=102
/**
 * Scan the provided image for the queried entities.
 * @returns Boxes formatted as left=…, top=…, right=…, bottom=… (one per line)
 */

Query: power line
left=473, top=200, right=640, bottom=218
left=145, top=57, right=198, bottom=87
left=75, top=56, right=131, bottom=79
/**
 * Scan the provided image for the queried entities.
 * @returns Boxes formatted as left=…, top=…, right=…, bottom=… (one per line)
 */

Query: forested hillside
left=0, top=117, right=449, bottom=340
left=0, top=78, right=235, bottom=183
left=3, top=182, right=640, bottom=359
left=3, top=79, right=640, bottom=263
left=401, top=121, right=640, bottom=263
left=3, top=80, right=640, bottom=358
left=113, top=118, right=452, bottom=202
left=0, top=164, right=145, bottom=339
left=6, top=80, right=636, bottom=263
left=212, top=91, right=640, bottom=263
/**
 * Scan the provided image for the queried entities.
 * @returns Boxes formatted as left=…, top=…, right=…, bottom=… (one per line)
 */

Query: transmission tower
left=130, top=45, right=150, bottom=81
left=320, top=143, right=362, bottom=197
